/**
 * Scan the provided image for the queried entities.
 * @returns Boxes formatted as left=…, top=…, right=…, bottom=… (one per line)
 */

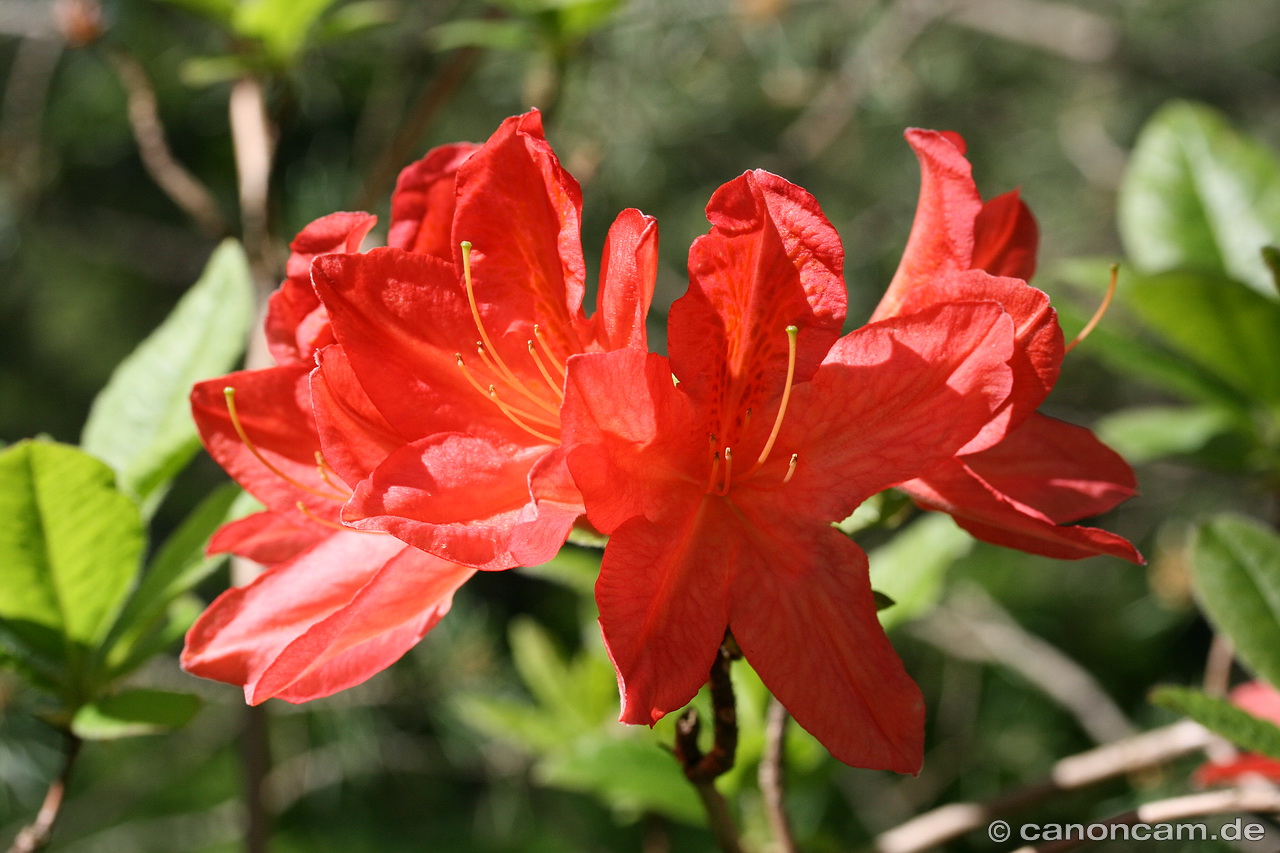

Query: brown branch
left=674, top=645, right=742, bottom=853
left=229, top=76, right=279, bottom=294
left=761, top=697, right=799, bottom=853
left=7, top=732, right=81, bottom=853
left=1011, top=787, right=1280, bottom=853
left=874, top=720, right=1213, bottom=853
left=105, top=47, right=227, bottom=238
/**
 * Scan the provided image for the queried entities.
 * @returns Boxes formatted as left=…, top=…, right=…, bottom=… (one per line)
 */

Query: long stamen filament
left=456, top=355, right=560, bottom=433
left=527, top=341, right=565, bottom=400
left=748, top=326, right=799, bottom=475
left=296, top=501, right=392, bottom=534
left=475, top=343, right=558, bottom=414
left=314, top=451, right=351, bottom=496
left=705, top=451, right=721, bottom=494
left=716, top=447, right=734, bottom=496
left=533, top=325, right=567, bottom=378
left=782, top=453, right=798, bottom=484
left=1066, top=264, right=1117, bottom=353
left=223, top=388, right=347, bottom=502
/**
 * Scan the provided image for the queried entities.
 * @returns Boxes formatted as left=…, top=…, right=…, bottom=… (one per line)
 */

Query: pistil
left=746, top=325, right=799, bottom=476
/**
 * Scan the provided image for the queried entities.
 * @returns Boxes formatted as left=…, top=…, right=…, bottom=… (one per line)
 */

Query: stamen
left=487, top=385, right=560, bottom=444
left=533, top=325, right=567, bottom=377
left=747, top=326, right=799, bottom=476
left=705, top=450, right=721, bottom=494
left=456, top=355, right=559, bottom=431
left=297, top=501, right=350, bottom=532
left=1066, top=264, right=1117, bottom=353
left=716, top=447, right=734, bottom=496
left=223, top=387, right=347, bottom=502
left=527, top=341, right=565, bottom=400
left=313, top=451, right=350, bottom=496
left=782, top=453, right=798, bottom=484
left=460, top=241, right=533, bottom=395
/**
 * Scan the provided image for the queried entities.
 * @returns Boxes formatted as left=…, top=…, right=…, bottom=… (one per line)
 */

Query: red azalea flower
left=181, top=151, right=481, bottom=704
left=872, top=129, right=1142, bottom=563
left=1197, top=682, right=1280, bottom=786
left=309, top=111, right=657, bottom=570
left=560, top=170, right=1019, bottom=771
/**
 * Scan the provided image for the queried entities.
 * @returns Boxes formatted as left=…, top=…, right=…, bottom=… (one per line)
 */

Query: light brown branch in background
left=7, top=733, right=81, bottom=853
left=107, top=48, right=227, bottom=238
left=229, top=76, right=278, bottom=293
left=874, top=720, right=1212, bottom=853
left=760, top=697, right=799, bottom=853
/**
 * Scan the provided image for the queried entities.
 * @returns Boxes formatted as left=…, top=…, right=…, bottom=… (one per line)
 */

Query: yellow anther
left=533, top=325, right=567, bottom=377
left=782, top=453, right=798, bottom=484
left=527, top=340, right=565, bottom=399
left=224, top=387, right=347, bottom=502
left=715, top=447, right=734, bottom=496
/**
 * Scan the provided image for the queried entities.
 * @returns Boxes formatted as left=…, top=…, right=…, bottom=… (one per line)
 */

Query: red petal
left=669, top=170, right=846, bottom=443
left=972, top=189, right=1039, bottom=281
left=266, top=212, right=376, bottom=365
left=962, top=413, right=1137, bottom=523
left=562, top=349, right=706, bottom=534
left=589, top=208, right=658, bottom=351
left=450, top=110, right=588, bottom=365
left=774, top=302, right=1015, bottom=524
left=874, top=129, right=982, bottom=320
left=508, top=447, right=581, bottom=566
left=595, top=506, right=732, bottom=726
left=312, top=248, right=538, bottom=444
left=902, top=460, right=1143, bottom=562
left=888, top=269, right=1064, bottom=449
left=345, top=433, right=556, bottom=570
left=387, top=142, right=478, bottom=259
left=311, top=345, right=406, bottom=488
left=1231, top=682, right=1280, bottom=725
left=191, top=365, right=344, bottom=524
left=727, top=520, right=923, bottom=771
left=182, top=530, right=473, bottom=704
left=207, top=510, right=324, bottom=564
left=1196, top=754, right=1280, bottom=786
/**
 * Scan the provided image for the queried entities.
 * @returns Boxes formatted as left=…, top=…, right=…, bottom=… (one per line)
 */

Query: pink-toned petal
left=387, top=142, right=479, bottom=259
left=345, top=433, right=551, bottom=570
left=507, top=447, right=581, bottom=566
left=669, top=171, right=846, bottom=435
left=769, top=302, right=1015, bottom=525
left=182, top=529, right=472, bottom=704
left=450, top=110, right=587, bottom=364
left=596, top=503, right=732, bottom=726
left=727, top=519, right=923, bottom=771
left=191, top=365, right=345, bottom=524
left=207, top=510, right=325, bottom=565
left=311, top=345, right=407, bottom=488
left=873, top=129, right=982, bottom=321
left=312, top=248, right=534, bottom=443
left=972, top=189, right=1039, bottom=281
left=902, top=461, right=1143, bottom=562
left=961, top=413, right=1137, bottom=523
left=266, top=212, right=376, bottom=365
left=589, top=208, right=658, bottom=351
left=889, top=269, right=1064, bottom=449
left=1232, top=682, right=1280, bottom=725
left=562, top=349, right=707, bottom=534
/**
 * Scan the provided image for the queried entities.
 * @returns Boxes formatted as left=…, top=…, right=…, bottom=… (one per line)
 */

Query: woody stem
left=674, top=644, right=742, bottom=853
left=7, top=731, right=80, bottom=853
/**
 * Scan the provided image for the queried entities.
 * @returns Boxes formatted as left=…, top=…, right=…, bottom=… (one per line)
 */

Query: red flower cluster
left=184, top=112, right=1139, bottom=770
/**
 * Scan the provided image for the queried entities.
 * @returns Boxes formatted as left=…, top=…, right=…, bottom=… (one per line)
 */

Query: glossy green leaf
left=81, top=240, right=254, bottom=513
left=1191, top=515, right=1280, bottom=689
left=71, top=689, right=202, bottom=740
left=870, top=513, right=973, bottom=630
left=0, top=441, right=144, bottom=697
left=1096, top=405, right=1242, bottom=466
left=538, top=737, right=703, bottom=825
left=1128, top=271, right=1280, bottom=402
left=1119, top=101, right=1280, bottom=295
left=234, top=0, right=345, bottom=62
left=1152, top=685, right=1280, bottom=761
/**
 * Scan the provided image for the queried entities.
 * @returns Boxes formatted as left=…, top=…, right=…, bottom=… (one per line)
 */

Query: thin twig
left=105, top=47, right=227, bottom=238
left=1011, top=786, right=1280, bottom=853
left=674, top=645, right=742, bottom=853
left=761, top=697, right=799, bottom=853
left=229, top=76, right=278, bottom=293
left=874, top=720, right=1212, bottom=853
left=7, top=732, right=82, bottom=853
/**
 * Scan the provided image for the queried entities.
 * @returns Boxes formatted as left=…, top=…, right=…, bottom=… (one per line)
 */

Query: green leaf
left=1190, top=515, right=1280, bottom=689
left=538, top=737, right=704, bottom=825
left=102, top=484, right=241, bottom=674
left=234, top=0, right=345, bottom=63
left=1095, top=405, right=1242, bottom=465
left=521, top=545, right=601, bottom=596
left=71, top=689, right=202, bottom=740
left=81, top=240, right=254, bottom=513
left=869, top=513, right=973, bottom=630
left=1119, top=101, right=1280, bottom=295
left=153, top=0, right=236, bottom=24
left=1128, top=271, right=1280, bottom=403
left=429, top=19, right=535, bottom=52
left=1152, top=685, right=1280, bottom=761
left=0, top=441, right=144, bottom=699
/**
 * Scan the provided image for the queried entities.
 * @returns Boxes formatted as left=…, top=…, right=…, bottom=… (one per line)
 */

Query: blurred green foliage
left=4, top=0, right=1280, bottom=851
